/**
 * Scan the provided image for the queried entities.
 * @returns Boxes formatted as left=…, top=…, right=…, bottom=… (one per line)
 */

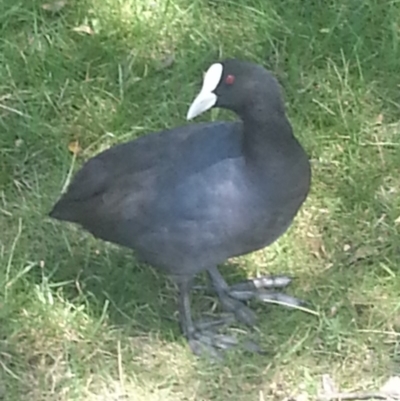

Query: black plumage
left=50, top=59, right=311, bottom=356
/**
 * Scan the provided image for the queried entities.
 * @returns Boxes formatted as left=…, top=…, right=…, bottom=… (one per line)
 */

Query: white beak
left=186, top=63, right=223, bottom=120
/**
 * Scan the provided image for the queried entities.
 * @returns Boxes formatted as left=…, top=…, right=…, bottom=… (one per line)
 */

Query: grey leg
left=207, top=266, right=257, bottom=326
left=177, top=279, right=238, bottom=358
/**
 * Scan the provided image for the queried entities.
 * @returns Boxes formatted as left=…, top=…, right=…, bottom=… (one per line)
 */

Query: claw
left=195, top=314, right=236, bottom=330
left=255, top=290, right=305, bottom=307
left=212, top=333, right=239, bottom=349
left=217, top=291, right=257, bottom=326
left=242, top=339, right=266, bottom=354
left=228, top=289, right=255, bottom=301
left=188, top=327, right=239, bottom=359
left=189, top=338, right=223, bottom=360
left=215, top=272, right=305, bottom=311
left=229, top=275, right=293, bottom=292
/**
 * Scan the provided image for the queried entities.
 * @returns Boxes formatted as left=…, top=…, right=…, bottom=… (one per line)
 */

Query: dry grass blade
left=41, top=0, right=67, bottom=12
left=317, top=392, right=399, bottom=401
left=72, top=25, right=95, bottom=35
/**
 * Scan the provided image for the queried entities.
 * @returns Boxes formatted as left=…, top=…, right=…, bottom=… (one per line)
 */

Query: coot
left=50, top=59, right=311, bottom=356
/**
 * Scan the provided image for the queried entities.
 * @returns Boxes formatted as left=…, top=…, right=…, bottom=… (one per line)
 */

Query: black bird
left=49, top=59, right=311, bottom=356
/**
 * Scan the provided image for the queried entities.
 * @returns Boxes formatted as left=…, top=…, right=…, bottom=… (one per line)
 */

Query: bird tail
left=48, top=198, right=80, bottom=223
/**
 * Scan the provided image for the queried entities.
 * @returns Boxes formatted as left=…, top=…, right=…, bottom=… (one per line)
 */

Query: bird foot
left=182, top=271, right=307, bottom=358
left=187, top=315, right=264, bottom=359
left=228, top=275, right=305, bottom=307
left=187, top=329, right=238, bottom=359
left=208, top=272, right=306, bottom=327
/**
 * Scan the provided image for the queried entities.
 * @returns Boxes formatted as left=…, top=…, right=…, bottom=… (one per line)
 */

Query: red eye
left=225, top=74, right=235, bottom=85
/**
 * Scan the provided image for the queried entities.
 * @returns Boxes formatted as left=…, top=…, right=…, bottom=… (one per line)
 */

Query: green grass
left=1, top=0, right=400, bottom=399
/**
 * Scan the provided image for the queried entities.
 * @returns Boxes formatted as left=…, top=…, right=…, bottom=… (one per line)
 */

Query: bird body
left=50, top=120, right=309, bottom=277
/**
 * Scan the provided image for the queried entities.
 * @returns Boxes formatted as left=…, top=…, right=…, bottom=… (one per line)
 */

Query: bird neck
left=241, top=111, right=299, bottom=165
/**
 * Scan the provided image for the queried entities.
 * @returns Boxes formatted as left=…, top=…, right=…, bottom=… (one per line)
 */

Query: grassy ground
left=1, top=0, right=400, bottom=400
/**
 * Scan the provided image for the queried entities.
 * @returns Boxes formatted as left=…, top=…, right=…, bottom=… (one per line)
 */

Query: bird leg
left=177, top=268, right=305, bottom=357
left=177, top=279, right=239, bottom=359
left=207, top=266, right=304, bottom=327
